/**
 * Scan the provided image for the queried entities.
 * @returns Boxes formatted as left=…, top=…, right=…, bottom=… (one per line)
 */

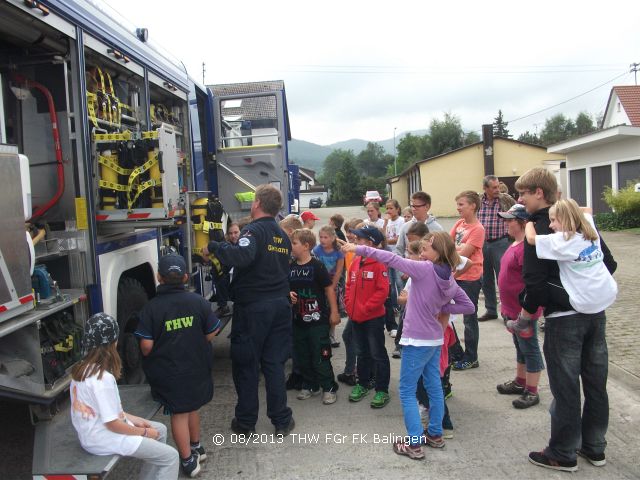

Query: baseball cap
left=300, top=211, right=320, bottom=222
left=351, top=226, right=384, bottom=246
left=158, top=253, right=187, bottom=276
left=497, top=203, right=530, bottom=221
left=82, top=313, right=119, bottom=353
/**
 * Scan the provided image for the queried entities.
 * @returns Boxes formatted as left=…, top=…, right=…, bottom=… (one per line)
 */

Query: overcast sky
left=104, top=0, right=639, bottom=145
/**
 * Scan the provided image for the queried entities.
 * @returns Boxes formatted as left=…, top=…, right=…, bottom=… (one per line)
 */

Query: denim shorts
left=505, top=317, right=545, bottom=373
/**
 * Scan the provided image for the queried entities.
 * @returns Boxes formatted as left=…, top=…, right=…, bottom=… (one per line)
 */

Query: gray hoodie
left=394, top=214, right=443, bottom=257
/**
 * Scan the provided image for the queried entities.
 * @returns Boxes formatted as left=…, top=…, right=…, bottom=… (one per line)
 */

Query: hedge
left=594, top=212, right=640, bottom=231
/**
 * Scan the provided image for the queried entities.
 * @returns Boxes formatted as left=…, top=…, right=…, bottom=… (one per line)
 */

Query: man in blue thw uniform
left=204, top=184, right=295, bottom=437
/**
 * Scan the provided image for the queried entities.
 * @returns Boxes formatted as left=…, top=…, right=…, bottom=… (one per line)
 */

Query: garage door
left=591, top=165, right=612, bottom=214
left=569, top=169, right=587, bottom=206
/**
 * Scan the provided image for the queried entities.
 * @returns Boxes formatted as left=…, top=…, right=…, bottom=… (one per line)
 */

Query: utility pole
left=393, top=127, right=397, bottom=176
left=631, top=62, right=639, bottom=85
left=202, top=62, right=206, bottom=85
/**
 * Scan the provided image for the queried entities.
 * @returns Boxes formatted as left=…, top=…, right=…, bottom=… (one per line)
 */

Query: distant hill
left=289, top=130, right=427, bottom=174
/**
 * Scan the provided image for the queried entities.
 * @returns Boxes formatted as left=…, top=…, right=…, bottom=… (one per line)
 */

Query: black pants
left=230, top=297, right=292, bottom=429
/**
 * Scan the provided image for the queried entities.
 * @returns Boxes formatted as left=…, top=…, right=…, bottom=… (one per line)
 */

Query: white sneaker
left=443, top=428, right=454, bottom=439
left=297, top=389, right=320, bottom=400
left=389, top=329, right=398, bottom=338
left=322, top=391, right=337, bottom=405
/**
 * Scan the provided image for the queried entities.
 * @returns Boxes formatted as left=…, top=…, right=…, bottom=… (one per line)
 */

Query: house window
left=618, top=159, right=640, bottom=189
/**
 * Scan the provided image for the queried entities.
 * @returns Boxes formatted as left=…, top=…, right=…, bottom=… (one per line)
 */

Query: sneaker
left=349, top=384, right=370, bottom=402
left=478, top=312, right=498, bottom=321
left=528, top=451, right=578, bottom=472
left=370, top=391, right=390, bottom=408
left=576, top=449, right=606, bottom=467
left=275, top=417, right=295, bottom=437
left=230, top=417, right=255, bottom=435
left=393, top=441, right=425, bottom=460
left=512, top=390, right=540, bottom=409
left=285, top=372, right=303, bottom=391
left=496, top=379, right=525, bottom=395
left=337, top=372, right=356, bottom=386
left=322, top=390, right=337, bottom=405
left=297, top=388, right=321, bottom=400
left=389, top=329, right=398, bottom=338
left=191, top=444, right=206, bottom=461
left=392, top=347, right=402, bottom=359
left=330, top=334, right=340, bottom=348
left=180, top=453, right=201, bottom=477
left=443, top=428, right=454, bottom=439
left=452, top=359, right=479, bottom=371
left=422, top=432, right=445, bottom=448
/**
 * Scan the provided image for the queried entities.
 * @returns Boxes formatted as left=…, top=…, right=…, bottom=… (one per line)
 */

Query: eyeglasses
left=410, top=203, right=427, bottom=209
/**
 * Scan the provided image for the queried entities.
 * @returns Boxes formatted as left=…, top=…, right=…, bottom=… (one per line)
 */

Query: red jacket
left=344, top=255, right=389, bottom=322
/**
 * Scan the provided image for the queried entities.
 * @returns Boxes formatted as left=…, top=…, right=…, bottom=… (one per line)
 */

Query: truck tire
left=117, top=278, right=148, bottom=384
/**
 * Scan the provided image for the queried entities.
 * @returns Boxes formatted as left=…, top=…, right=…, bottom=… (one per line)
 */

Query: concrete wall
left=299, top=191, right=328, bottom=208
left=388, top=177, right=409, bottom=207
left=420, top=144, right=484, bottom=217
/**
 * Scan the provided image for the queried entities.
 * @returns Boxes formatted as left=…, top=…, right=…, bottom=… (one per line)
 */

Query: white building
left=547, top=86, right=640, bottom=213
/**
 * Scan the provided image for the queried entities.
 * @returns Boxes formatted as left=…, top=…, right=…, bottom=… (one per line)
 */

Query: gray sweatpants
left=130, top=420, right=179, bottom=480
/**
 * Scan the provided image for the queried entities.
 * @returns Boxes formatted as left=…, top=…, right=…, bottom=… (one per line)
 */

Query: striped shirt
left=478, top=194, right=507, bottom=240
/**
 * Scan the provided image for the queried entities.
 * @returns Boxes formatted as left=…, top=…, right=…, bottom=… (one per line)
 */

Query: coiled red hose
left=13, top=74, right=65, bottom=221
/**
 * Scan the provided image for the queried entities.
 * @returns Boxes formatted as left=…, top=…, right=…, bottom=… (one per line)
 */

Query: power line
left=506, top=70, right=630, bottom=124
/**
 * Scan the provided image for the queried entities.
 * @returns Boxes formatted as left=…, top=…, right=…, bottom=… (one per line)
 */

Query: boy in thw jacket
left=343, top=226, right=391, bottom=409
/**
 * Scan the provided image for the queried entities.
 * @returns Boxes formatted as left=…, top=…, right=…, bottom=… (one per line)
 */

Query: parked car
left=363, top=190, right=383, bottom=205
left=309, top=197, right=323, bottom=208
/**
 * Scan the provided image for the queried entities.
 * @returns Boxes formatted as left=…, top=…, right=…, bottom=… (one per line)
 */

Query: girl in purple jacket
left=343, top=231, right=474, bottom=460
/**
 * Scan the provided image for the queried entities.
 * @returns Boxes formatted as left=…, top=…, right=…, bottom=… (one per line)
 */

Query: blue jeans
left=511, top=323, right=545, bottom=373
left=481, top=237, right=509, bottom=315
left=342, top=318, right=356, bottom=374
left=352, top=316, right=390, bottom=392
left=543, top=312, right=609, bottom=462
left=399, top=345, right=443, bottom=443
left=456, top=279, right=481, bottom=362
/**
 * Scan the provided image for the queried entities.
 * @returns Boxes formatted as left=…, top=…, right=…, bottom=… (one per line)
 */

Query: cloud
left=104, top=0, right=639, bottom=144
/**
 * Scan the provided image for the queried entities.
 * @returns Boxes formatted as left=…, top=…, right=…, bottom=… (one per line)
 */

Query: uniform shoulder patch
left=239, top=237, right=251, bottom=247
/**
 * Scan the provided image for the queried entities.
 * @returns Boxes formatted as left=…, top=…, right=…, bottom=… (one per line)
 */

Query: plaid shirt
left=478, top=194, right=507, bottom=240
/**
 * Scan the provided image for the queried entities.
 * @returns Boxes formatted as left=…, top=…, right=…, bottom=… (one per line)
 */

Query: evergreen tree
left=333, top=157, right=361, bottom=202
left=518, top=131, right=541, bottom=145
left=493, top=109, right=511, bottom=138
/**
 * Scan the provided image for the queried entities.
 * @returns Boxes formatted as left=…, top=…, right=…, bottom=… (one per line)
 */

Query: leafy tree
left=318, top=149, right=356, bottom=188
left=390, top=133, right=430, bottom=175
left=360, top=176, right=387, bottom=196
left=357, top=142, right=392, bottom=177
left=464, top=131, right=481, bottom=144
left=518, top=131, right=541, bottom=145
left=332, top=157, right=361, bottom=202
left=493, top=109, right=511, bottom=138
left=539, top=114, right=576, bottom=145
left=428, top=112, right=465, bottom=155
left=575, top=111, right=596, bottom=136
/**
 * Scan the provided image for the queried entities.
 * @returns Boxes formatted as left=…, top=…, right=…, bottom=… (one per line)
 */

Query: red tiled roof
left=613, top=86, right=640, bottom=126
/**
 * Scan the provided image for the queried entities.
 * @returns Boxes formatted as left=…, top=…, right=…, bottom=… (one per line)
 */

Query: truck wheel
left=117, top=278, right=148, bottom=384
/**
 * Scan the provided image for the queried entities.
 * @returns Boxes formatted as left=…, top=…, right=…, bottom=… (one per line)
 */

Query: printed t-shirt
left=289, top=257, right=332, bottom=326
left=70, top=371, right=142, bottom=456
left=450, top=219, right=485, bottom=281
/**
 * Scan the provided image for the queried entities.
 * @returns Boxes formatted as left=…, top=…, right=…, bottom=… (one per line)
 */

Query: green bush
left=603, top=180, right=640, bottom=214
left=594, top=212, right=640, bottom=231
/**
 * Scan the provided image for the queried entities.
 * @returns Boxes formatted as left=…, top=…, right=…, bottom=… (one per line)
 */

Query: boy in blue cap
left=135, top=254, right=220, bottom=477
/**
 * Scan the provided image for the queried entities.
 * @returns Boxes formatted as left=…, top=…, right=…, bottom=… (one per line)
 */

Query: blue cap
left=158, top=254, right=186, bottom=276
left=351, top=226, right=384, bottom=246
left=497, top=203, right=530, bottom=221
